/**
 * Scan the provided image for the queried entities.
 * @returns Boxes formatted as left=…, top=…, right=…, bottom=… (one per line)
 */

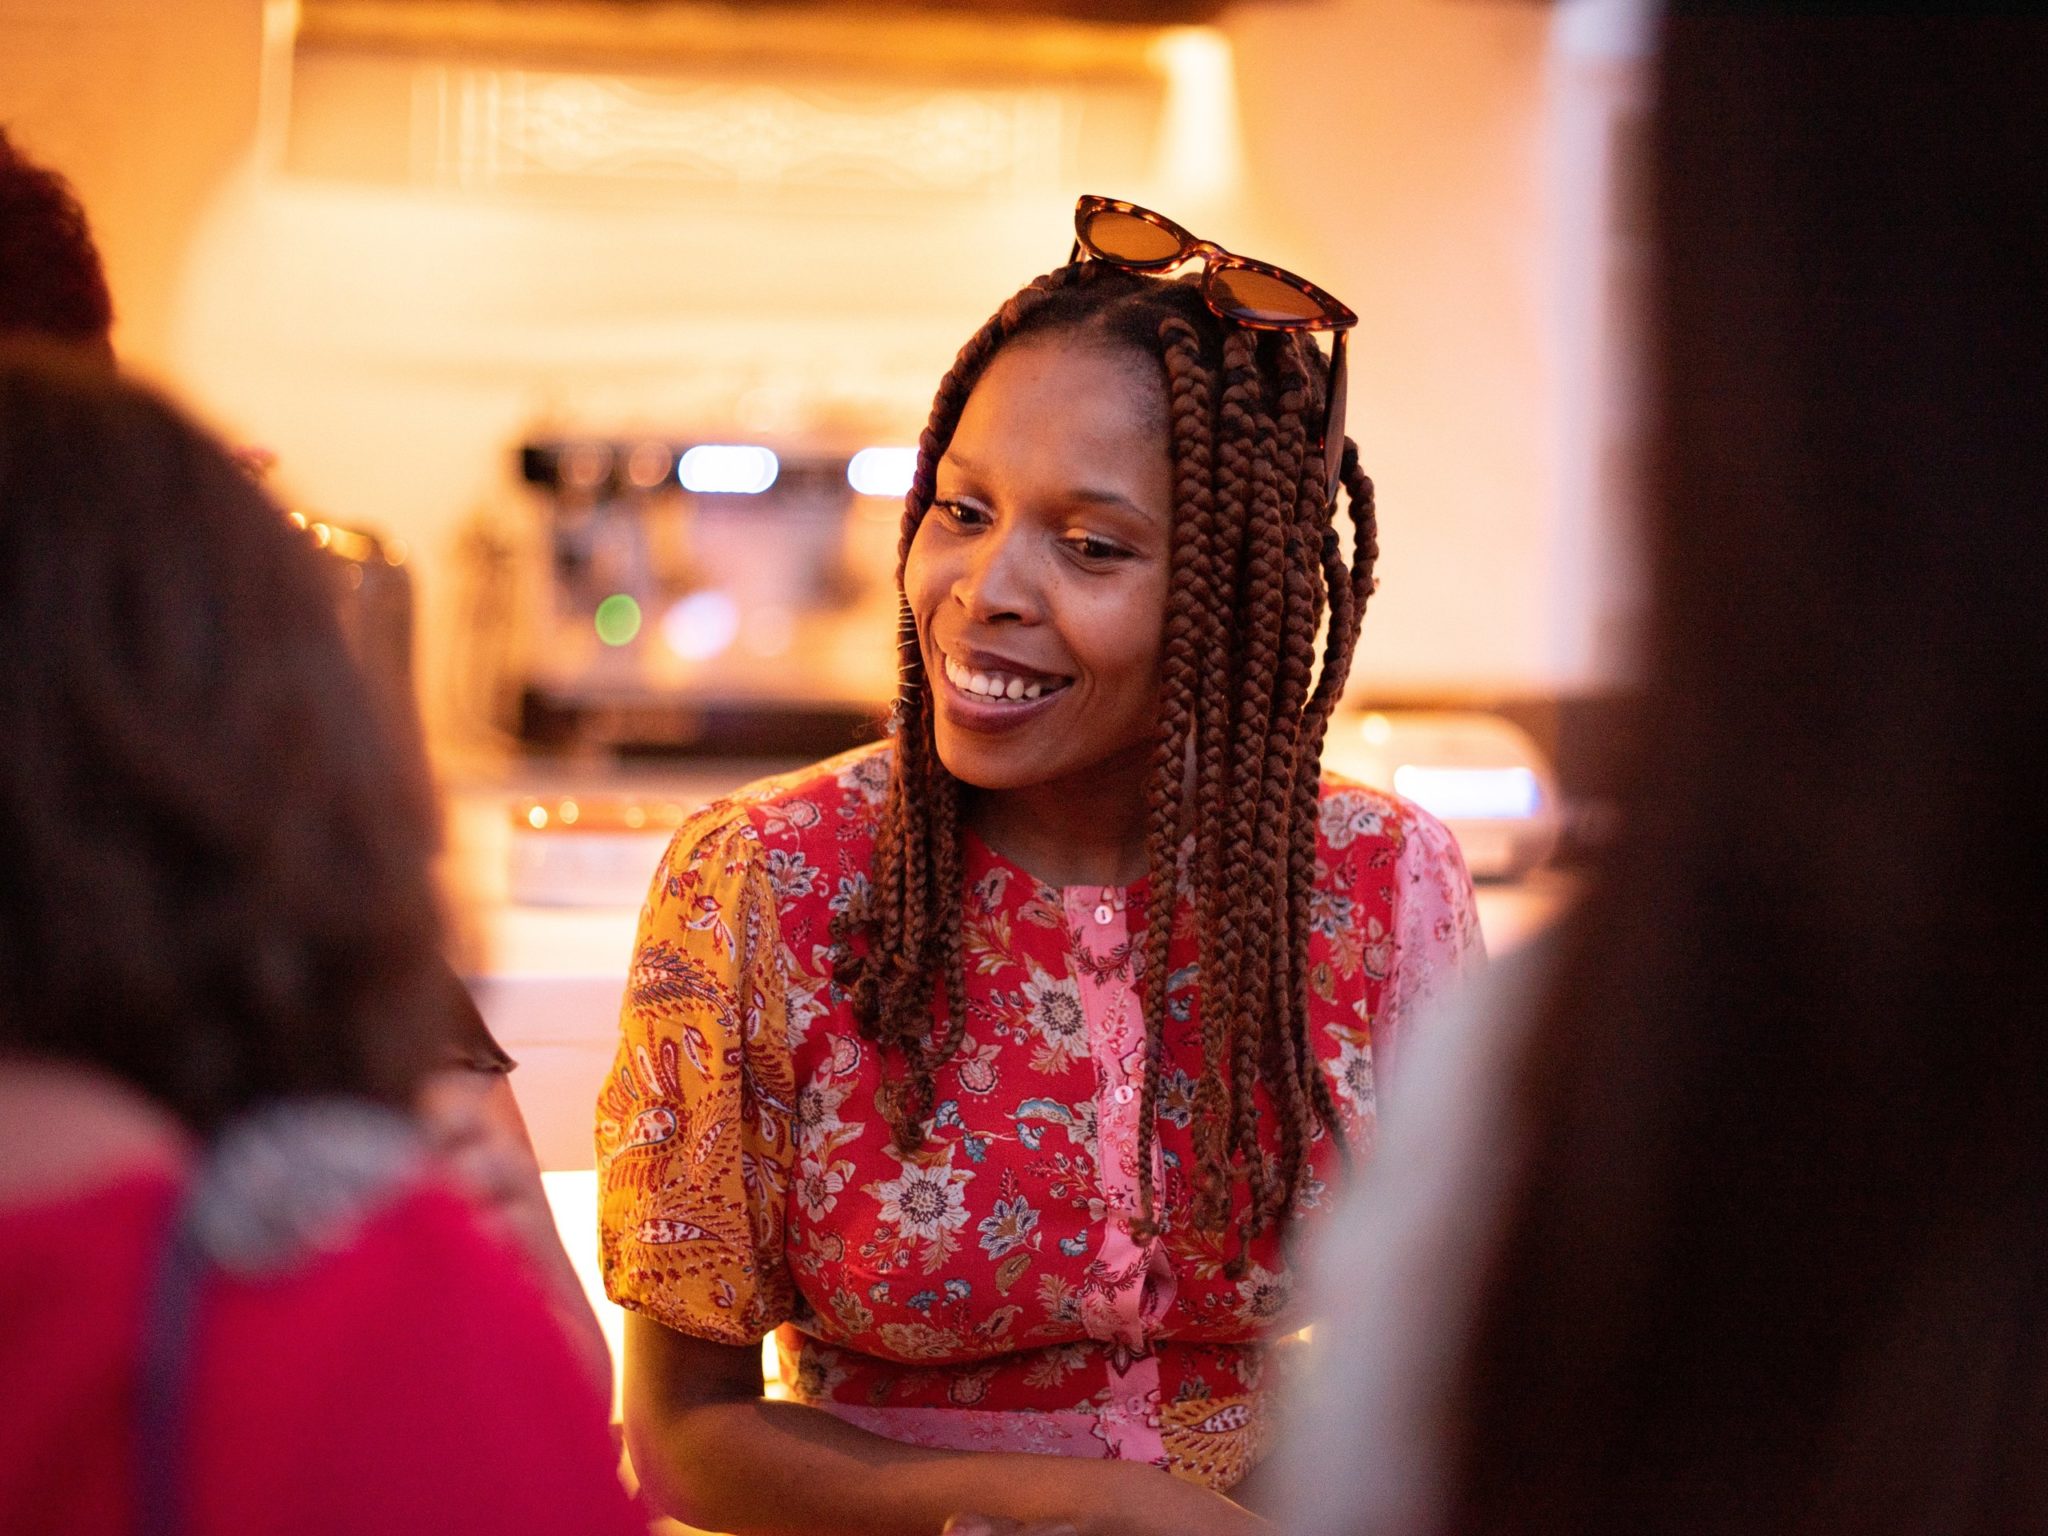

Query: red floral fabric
left=597, top=742, right=1480, bottom=1490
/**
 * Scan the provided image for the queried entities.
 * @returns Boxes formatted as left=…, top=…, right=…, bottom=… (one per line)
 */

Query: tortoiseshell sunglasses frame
left=1070, top=194, right=1355, bottom=500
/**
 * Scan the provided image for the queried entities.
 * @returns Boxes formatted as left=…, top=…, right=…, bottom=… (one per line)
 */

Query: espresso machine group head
left=514, top=436, right=908, bottom=755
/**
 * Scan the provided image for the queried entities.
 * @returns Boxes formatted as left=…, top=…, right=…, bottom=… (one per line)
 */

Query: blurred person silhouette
left=1281, top=10, right=2048, bottom=1536
left=0, top=353, right=641, bottom=1534
left=0, top=120, right=606, bottom=1386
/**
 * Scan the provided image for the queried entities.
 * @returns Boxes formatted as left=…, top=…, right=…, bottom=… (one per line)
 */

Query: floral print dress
left=596, top=742, right=1480, bottom=1491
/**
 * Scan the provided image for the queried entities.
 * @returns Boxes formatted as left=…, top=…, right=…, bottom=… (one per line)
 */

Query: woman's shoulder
left=1314, top=771, right=1461, bottom=868
left=199, top=1171, right=638, bottom=1531
left=663, top=740, right=893, bottom=869
left=1315, top=772, right=1485, bottom=1027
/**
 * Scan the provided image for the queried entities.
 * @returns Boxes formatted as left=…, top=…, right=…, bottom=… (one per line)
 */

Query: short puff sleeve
left=595, top=804, right=798, bottom=1344
left=1379, top=800, right=1485, bottom=1076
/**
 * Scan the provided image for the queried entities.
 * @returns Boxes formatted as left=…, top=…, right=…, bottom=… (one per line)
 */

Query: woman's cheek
left=1078, top=586, right=1168, bottom=698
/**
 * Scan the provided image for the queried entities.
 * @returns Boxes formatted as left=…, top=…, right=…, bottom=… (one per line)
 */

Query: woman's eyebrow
left=1069, top=487, right=1163, bottom=523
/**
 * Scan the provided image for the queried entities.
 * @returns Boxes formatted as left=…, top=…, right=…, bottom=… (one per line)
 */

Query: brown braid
left=1212, top=330, right=1292, bottom=1230
left=1130, top=314, right=1214, bottom=1233
left=835, top=264, right=1378, bottom=1248
left=1179, top=339, right=1254, bottom=1232
left=1251, top=345, right=1327, bottom=1240
left=1235, top=344, right=1324, bottom=1252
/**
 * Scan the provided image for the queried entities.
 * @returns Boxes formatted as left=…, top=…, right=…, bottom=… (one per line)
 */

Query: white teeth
left=943, top=653, right=1060, bottom=702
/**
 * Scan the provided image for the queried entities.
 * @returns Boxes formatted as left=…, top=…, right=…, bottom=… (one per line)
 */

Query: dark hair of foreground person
left=1436, top=14, right=2048, bottom=1534
left=0, top=128, right=115, bottom=358
left=0, top=352, right=448, bottom=1130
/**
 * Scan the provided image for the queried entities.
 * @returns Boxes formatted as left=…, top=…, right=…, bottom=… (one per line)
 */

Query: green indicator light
left=594, top=593, right=642, bottom=646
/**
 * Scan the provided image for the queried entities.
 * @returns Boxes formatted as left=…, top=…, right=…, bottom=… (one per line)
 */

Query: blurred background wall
left=1, top=0, right=1646, bottom=751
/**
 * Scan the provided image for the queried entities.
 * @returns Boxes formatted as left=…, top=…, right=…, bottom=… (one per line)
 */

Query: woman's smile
left=933, top=643, right=1075, bottom=733
left=903, top=337, right=1173, bottom=797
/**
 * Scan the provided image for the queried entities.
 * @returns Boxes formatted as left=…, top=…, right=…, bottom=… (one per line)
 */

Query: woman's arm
left=623, top=1314, right=1268, bottom=1536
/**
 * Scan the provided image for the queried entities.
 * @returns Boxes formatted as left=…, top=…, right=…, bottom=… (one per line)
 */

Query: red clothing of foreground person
left=0, top=1142, right=641, bottom=1535
left=597, top=743, right=1480, bottom=1490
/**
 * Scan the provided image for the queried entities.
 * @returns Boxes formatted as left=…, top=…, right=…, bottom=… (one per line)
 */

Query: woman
left=598, top=201, right=1482, bottom=1536
left=1283, top=12, right=2048, bottom=1536
left=0, top=126, right=603, bottom=1385
left=0, top=353, right=639, bottom=1535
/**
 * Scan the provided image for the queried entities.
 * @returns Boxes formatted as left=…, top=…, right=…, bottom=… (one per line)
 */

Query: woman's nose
left=952, top=526, right=1039, bottom=624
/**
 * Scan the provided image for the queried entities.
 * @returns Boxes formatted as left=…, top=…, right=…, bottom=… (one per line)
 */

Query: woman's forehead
left=945, top=338, right=1169, bottom=471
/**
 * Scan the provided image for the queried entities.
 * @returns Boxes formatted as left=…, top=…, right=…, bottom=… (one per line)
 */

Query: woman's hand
left=943, top=1497, right=1269, bottom=1536
left=951, top=1456, right=1274, bottom=1536
left=626, top=1314, right=1272, bottom=1536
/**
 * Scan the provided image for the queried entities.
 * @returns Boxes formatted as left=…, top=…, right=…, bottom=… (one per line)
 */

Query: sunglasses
left=1069, top=194, right=1355, bottom=500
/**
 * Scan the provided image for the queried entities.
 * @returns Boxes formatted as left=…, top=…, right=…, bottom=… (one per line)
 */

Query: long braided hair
left=835, top=261, right=1379, bottom=1255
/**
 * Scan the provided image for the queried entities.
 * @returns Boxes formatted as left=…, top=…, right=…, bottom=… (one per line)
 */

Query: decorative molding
left=413, top=65, right=1072, bottom=195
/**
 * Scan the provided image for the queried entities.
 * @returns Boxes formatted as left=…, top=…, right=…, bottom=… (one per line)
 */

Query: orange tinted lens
left=1209, top=266, right=1326, bottom=325
left=1084, top=209, right=1183, bottom=265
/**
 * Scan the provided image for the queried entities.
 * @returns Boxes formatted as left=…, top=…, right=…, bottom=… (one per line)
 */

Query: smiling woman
left=595, top=227, right=1483, bottom=1536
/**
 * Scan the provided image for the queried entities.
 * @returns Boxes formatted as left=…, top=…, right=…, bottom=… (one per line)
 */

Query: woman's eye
left=1063, top=533, right=1129, bottom=562
left=931, top=497, right=988, bottom=528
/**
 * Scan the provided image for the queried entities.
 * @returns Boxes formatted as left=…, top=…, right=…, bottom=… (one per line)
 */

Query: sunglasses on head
left=1069, top=194, right=1356, bottom=501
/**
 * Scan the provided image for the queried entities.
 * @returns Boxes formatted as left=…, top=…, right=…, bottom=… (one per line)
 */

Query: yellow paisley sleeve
left=595, top=802, right=798, bottom=1344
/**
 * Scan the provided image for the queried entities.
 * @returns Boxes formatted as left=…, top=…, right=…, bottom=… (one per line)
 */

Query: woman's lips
left=934, top=648, right=1072, bottom=734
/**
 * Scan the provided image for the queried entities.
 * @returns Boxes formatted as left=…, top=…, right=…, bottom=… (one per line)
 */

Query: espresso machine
left=514, top=438, right=907, bottom=755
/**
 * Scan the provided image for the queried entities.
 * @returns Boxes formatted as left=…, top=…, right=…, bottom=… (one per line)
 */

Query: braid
left=1236, top=347, right=1322, bottom=1250
left=1294, top=440, right=1380, bottom=1146
left=1131, top=314, right=1215, bottom=1234
left=1209, top=331, right=1291, bottom=1229
left=1254, top=346, right=1328, bottom=1234
left=1183, top=359, right=1253, bottom=1231
left=929, top=768, right=971, bottom=1068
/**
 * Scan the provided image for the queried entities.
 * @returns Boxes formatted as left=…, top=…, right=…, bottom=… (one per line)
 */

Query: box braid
left=833, top=262, right=1379, bottom=1258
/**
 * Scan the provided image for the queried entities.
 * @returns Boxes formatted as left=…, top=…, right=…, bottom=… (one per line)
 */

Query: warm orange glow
left=1149, top=27, right=1242, bottom=204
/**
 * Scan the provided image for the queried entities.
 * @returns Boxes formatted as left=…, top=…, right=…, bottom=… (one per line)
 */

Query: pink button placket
left=1064, top=886, right=1176, bottom=1468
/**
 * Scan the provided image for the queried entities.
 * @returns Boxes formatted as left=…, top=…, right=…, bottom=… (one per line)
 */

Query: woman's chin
left=932, top=731, right=1048, bottom=793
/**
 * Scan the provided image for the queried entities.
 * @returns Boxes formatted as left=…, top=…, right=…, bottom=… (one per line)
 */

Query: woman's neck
left=964, top=748, right=1152, bottom=889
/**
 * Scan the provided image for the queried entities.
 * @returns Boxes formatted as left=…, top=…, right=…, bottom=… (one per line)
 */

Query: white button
left=1095, top=903, right=1114, bottom=925
left=1113, top=1084, right=1136, bottom=1105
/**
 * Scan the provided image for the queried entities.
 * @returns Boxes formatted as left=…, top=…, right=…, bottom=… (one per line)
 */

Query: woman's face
left=904, top=337, right=1173, bottom=796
